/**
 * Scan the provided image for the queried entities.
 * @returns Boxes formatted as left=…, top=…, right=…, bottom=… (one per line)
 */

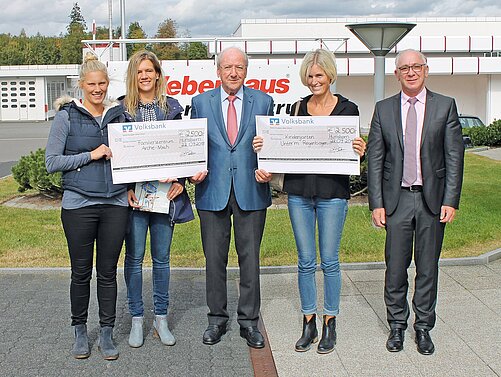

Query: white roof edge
left=240, top=17, right=501, bottom=24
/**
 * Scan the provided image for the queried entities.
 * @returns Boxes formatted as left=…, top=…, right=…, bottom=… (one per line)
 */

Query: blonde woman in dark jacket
left=45, top=53, right=128, bottom=360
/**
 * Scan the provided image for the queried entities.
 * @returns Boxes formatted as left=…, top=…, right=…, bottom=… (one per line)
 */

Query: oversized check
left=108, top=119, right=207, bottom=184
left=256, top=115, right=360, bottom=175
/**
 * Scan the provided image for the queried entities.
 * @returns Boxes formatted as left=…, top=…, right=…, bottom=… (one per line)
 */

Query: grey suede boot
left=98, top=326, right=119, bottom=360
left=153, top=315, right=175, bottom=346
left=71, top=324, right=90, bottom=359
left=128, top=316, right=144, bottom=348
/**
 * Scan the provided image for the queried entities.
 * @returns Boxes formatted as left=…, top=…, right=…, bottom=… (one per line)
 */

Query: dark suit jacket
left=191, top=86, right=274, bottom=211
left=367, top=89, right=464, bottom=216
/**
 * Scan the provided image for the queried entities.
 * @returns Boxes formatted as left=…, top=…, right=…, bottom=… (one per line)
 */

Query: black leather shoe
left=386, top=328, right=404, bottom=352
left=240, top=326, right=265, bottom=349
left=202, top=324, right=226, bottom=345
left=415, top=329, right=435, bottom=355
left=295, top=314, right=318, bottom=352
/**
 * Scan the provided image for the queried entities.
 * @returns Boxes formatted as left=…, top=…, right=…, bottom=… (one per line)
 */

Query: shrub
left=350, top=135, right=368, bottom=196
left=185, top=180, right=195, bottom=203
left=469, top=120, right=501, bottom=147
left=350, top=157, right=368, bottom=195
left=11, top=148, right=62, bottom=194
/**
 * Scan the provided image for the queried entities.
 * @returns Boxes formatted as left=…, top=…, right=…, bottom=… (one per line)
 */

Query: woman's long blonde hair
left=124, top=50, right=167, bottom=118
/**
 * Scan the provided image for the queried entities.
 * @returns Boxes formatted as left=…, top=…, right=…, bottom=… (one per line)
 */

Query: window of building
left=46, top=81, right=66, bottom=112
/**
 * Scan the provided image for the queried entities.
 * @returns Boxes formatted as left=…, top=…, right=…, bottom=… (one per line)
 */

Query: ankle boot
left=98, top=326, right=119, bottom=360
left=317, top=316, right=336, bottom=354
left=71, top=324, right=90, bottom=359
left=128, top=316, right=144, bottom=348
left=153, top=315, right=175, bottom=346
left=295, top=314, right=318, bottom=352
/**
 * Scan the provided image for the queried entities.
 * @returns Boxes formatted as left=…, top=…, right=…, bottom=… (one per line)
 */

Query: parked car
left=458, top=115, right=485, bottom=147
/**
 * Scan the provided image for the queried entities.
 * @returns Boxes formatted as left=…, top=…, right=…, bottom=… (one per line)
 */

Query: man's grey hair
left=395, top=49, right=427, bottom=67
left=216, top=46, right=249, bottom=68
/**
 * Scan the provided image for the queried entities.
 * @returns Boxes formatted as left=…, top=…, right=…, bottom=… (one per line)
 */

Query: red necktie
left=227, top=95, right=238, bottom=145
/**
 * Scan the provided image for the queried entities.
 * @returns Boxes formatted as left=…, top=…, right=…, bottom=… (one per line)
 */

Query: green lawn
left=0, top=152, right=499, bottom=267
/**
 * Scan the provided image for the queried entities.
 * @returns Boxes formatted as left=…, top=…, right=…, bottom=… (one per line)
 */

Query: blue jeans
left=124, top=210, right=174, bottom=317
left=288, top=195, right=348, bottom=316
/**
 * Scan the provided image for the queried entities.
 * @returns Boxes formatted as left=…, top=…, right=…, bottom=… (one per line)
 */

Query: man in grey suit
left=190, top=47, right=274, bottom=349
left=368, top=49, right=464, bottom=355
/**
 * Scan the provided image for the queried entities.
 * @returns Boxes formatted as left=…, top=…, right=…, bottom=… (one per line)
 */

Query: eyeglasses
left=397, top=63, right=427, bottom=74
left=220, top=65, right=246, bottom=73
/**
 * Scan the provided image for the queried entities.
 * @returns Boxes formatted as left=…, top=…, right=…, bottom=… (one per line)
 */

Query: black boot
left=317, top=316, right=336, bottom=354
left=295, top=314, right=318, bottom=352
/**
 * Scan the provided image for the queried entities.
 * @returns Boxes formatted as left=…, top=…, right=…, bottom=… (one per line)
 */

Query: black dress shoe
left=240, top=326, right=265, bottom=349
left=202, top=324, right=227, bottom=345
left=386, top=328, right=404, bottom=352
left=415, top=329, right=435, bottom=355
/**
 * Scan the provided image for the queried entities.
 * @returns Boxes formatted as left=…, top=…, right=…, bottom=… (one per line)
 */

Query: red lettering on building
left=165, top=76, right=290, bottom=95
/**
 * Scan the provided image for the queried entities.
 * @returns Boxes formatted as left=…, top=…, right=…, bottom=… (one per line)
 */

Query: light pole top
left=346, top=22, right=416, bottom=56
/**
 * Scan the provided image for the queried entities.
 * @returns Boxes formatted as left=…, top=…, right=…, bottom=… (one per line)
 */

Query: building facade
left=1, top=17, right=500, bottom=126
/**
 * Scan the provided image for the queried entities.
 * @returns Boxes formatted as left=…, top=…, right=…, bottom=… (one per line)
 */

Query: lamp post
left=120, top=0, right=127, bottom=60
left=346, top=22, right=416, bottom=103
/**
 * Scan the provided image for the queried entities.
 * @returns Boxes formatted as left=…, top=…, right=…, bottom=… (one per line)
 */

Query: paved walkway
left=261, top=258, right=501, bottom=377
left=0, top=258, right=500, bottom=377
left=472, top=146, right=501, bottom=161
left=0, top=269, right=253, bottom=377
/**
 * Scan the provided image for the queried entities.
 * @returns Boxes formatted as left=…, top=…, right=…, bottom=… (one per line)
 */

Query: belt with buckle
left=401, top=185, right=423, bottom=192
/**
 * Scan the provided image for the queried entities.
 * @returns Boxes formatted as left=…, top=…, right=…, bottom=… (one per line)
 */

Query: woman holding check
left=122, top=50, right=194, bottom=348
left=45, top=53, right=129, bottom=360
left=254, top=49, right=365, bottom=354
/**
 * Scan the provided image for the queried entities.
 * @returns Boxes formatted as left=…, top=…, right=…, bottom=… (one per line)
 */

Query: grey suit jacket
left=367, top=89, right=464, bottom=216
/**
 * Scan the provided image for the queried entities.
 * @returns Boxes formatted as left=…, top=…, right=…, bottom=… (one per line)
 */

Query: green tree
left=127, top=21, right=148, bottom=57
left=177, top=29, right=208, bottom=60
left=186, top=42, right=208, bottom=60
left=152, top=18, right=181, bottom=60
left=95, top=26, right=115, bottom=39
left=61, top=2, right=89, bottom=64
left=26, top=35, right=61, bottom=64
left=67, top=2, right=86, bottom=33
left=1, top=38, right=25, bottom=65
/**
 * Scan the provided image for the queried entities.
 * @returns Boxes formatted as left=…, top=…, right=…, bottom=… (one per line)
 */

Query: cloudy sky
left=1, top=0, right=501, bottom=37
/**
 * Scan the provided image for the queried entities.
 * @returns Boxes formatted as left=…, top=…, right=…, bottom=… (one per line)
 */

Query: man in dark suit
left=368, top=49, right=464, bottom=355
left=190, top=47, right=274, bottom=349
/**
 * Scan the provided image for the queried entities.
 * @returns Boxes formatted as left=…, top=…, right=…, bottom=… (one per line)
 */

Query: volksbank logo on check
left=122, top=124, right=133, bottom=133
left=269, top=118, right=280, bottom=125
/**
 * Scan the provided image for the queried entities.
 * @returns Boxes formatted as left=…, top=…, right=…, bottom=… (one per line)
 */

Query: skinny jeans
left=288, top=195, right=348, bottom=316
left=61, top=204, right=128, bottom=327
